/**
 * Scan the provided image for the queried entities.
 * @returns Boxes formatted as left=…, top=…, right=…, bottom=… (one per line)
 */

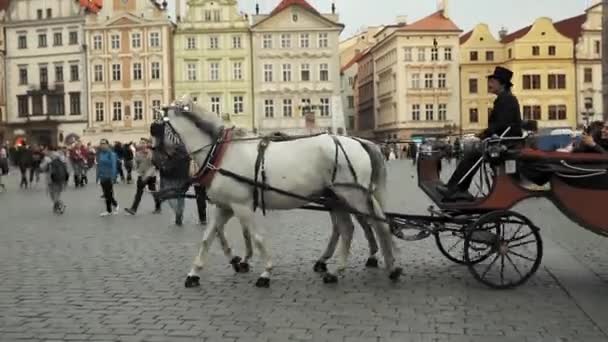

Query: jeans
left=124, top=160, right=134, bottom=183
left=100, top=179, right=118, bottom=213
left=130, top=176, right=160, bottom=212
left=160, top=178, right=186, bottom=222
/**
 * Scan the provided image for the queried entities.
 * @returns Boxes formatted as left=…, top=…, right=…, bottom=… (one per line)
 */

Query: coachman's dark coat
left=479, top=91, right=523, bottom=140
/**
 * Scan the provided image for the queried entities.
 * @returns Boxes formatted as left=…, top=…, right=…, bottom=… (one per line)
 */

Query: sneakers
left=113, top=204, right=120, bottom=214
left=124, top=208, right=136, bottom=216
left=99, top=211, right=112, bottom=217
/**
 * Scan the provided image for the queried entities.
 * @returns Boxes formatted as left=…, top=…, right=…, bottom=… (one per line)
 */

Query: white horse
left=157, top=96, right=402, bottom=287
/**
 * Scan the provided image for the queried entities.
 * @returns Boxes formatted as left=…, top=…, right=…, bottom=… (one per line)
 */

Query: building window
left=213, top=9, right=221, bottom=22
left=301, top=64, right=310, bottom=81
left=283, top=99, right=293, bottom=117
left=532, top=46, right=540, bottom=56
left=281, top=34, right=291, bottom=49
left=584, top=68, right=593, bottom=83
left=300, top=33, right=309, bottom=48
left=133, top=100, right=143, bottom=120
left=232, top=62, right=243, bottom=80
left=38, top=34, right=47, bottom=48
left=523, top=105, right=541, bottom=120
left=584, top=97, right=593, bottom=110
left=318, top=33, right=328, bottom=48
left=94, top=65, right=103, bottom=82
left=233, top=96, right=244, bottom=114
left=320, top=98, right=330, bottom=116
left=548, top=45, right=556, bottom=56
left=425, top=104, right=434, bottom=121
left=431, top=48, right=438, bottom=61
left=209, top=36, right=219, bottom=49
left=93, top=35, right=102, bottom=50
left=19, top=66, right=28, bottom=85
left=418, top=47, right=426, bottom=61
left=301, top=98, right=311, bottom=114
left=53, top=32, right=62, bottom=46
left=34, top=95, right=45, bottom=115
left=70, top=64, right=79, bottom=81
left=112, top=102, right=122, bottom=121
left=469, top=78, right=478, bottom=93
left=211, top=96, right=222, bottom=115
left=403, top=47, right=412, bottom=61
left=186, top=36, right=196, bottom=49
left=152, top=100, right=161, bottom=120
left=438, top=73, right=446, bottom=88
left=133, top=63, right=142, bottom=80
left=264, top=64, right=273, bottom=82
left=209, top=62, right=220, bottom=81
left=55, top=65, right=64, bottom=83
left=151, top=62, right=160, bottom=80
left=204, top=10, right=212, bottom=21
left=411, top=104, right=420, bottom=121
left=150, top=32, right=160, bottom=48
left=508, top=48, right=513, bottom=59
left=469, top=108, right=479, bottom=123
left=69, top=31, right=78, bottom=45
left=282, top=64, right=292, bottom=82
left=110, top=34, right=120, bottom=49
left=347, top=96, right=354, bottom=109
left=486, top=51, right=494, bottom=61
left=37, top=9, right=43, bottom=19
left=548, top=105, right=567, bottom=120
left=18, top=96, right=29, bottom=117
left=424, top=73, right=433, bottom=89
left=548, top=74, right=566, bottom=89
left=186, top=62, right=197, bottom=81
left=69, top=92, right=81, bottom=115
left=95, top=102, right=104, bottom=122
left=469, top=51, right=478, bottom=61
left=411, top=73, right=420, bottom=89
left=263, top=34, right=272, bottom=49
left=112, top=64, right=121, bottom=81
left=320, top=64, right=329, bottom=81
left=232, top=35, right=242, bottom=49
left=46, top=8, right=52, bottom=18
left=523, top=75, right=541, bottom=90
left=18, top=34, right=27, bottom=49
left=39, top=65, right=48, bottom=86
left=444, top=47, right=452, bottom=61
left=131, top=33, right=141, bottom=48
left=595, top=40, right=601, bottom=54
left=438, top=104, right=447, bottom=121
left=264, top=99, right=274, bottom=118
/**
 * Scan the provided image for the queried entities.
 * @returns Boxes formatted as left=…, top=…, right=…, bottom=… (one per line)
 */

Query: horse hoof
left=365, top=257, right=379, bottom=268
left=255, top=277, right=270, bottom=288
left=184, top=275, right=200, bottom=288
left=313, top=261, right=328, bottom=273
left=323, top=273, right=338, bottom=284
left=230, top=256, right=242, bottom=273
left=389, top=267, right=403, bottom=282
left=238, top=262, right=250, bottom=273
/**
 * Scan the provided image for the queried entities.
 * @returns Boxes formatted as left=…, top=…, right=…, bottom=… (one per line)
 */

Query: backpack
left=49, top=158, right=69, bottom=183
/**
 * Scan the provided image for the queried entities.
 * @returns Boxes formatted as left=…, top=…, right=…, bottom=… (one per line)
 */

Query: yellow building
left=459, top=24, right=503, bottom=133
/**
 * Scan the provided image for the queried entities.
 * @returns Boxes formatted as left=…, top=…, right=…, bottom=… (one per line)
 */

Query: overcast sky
left=170, top=0, right=590, bottom=38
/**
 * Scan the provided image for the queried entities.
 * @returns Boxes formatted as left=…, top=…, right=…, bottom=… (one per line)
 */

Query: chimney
left=395, top=15, right=407, bottom=26
left=438, top=0, right=449, bottom=18
left=331, top=1, right=335, bottom=14
left=255, top=2, right=259, bottom=15
left=499, top=27, right=508, bottom=40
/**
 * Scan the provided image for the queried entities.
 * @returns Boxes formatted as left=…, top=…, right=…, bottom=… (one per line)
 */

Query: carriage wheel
left=471, top=162, right=494, bottom=198
left=464, top=210, right=542, bottom=289
left=435, top=222, right=494, bottom=265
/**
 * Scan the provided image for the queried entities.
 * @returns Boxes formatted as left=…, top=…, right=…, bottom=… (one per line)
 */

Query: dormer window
left=293, top=14, right=298, bottom=22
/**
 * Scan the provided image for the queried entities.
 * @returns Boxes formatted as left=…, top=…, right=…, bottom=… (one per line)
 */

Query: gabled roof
left=554, top=14, right=586, bottom=42
left=270, top=0, right=318, bottom=16
left=459, top=30, right=473, bottom=44
left=398, top=10, right=461, bottom=32
left=341, top=51, right=365, bottom=73
left=500, top=24, right=532, bottom=43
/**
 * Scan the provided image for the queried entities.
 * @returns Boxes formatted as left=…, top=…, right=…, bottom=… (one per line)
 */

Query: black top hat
left=487, top=66, right=513, bottom=86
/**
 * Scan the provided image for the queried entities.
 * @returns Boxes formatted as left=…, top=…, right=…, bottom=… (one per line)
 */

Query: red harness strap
left=196, top=129, right=233, bottom=187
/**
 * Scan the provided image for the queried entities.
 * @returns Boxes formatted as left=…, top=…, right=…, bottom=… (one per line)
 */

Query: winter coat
left=96, top=149, right=117, bottom=181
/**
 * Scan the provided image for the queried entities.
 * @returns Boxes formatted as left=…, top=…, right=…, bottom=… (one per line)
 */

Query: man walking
left=97, top=139, right=119, bottom=216
left=125, top=140, right=161, bottom=215
left=154, top=144, right=190, bottom=226
left=40, top=146, right=69, bottom=214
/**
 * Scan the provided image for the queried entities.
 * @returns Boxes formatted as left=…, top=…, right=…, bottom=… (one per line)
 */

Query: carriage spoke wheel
left=472, top=163, right=494, bottom=199
left=464, top=210, right=542, bottom=289
left=435, top=221, right=493, bottom=265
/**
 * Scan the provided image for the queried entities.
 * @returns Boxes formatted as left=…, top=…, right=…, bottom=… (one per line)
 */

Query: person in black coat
left=438, top=67, right=522, bottom=200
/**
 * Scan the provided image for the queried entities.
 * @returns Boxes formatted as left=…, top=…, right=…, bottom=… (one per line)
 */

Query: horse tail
left=354, top=138, right=388, bottom=209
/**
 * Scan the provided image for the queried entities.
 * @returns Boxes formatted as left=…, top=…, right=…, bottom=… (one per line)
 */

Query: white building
left=5, top=0, right=88, bottom=146
left=251, top=0, right=345, bottom=135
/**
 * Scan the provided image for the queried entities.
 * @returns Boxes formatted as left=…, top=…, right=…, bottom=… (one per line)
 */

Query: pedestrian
left=69, top=141, right=87, bottom=188
left=97, top=139, right=119, bottom=216
left=125, top=140, right=161, bottom=215
left=113, top=141, right=125, bottom=183
left=123, top=142, right=134, bottom=184
left=40, top=146, right=69, bottom=214
left=0, top=145, right=8, bottom=192
left=154, top=144, right=190, bottom=226
left=30, top=145, right=43, bottom=185
left=17, top=143, right=32, bottom=189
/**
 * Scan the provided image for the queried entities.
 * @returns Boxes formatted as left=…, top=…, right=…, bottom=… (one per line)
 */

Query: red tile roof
left=500, top=25, right=532, bottom=44
left=398, top=10, right=461, bottom=32
left=270, top=0, right=319, bottom=16
left=79, top=0, right=103, bottom=13
left=341, top=52, right=365, bottom=73
left=459, top=30, right=473, bottom=44
left=554, top=14, right=586, bottom=42
left=0, top=0, right=9, bottom=11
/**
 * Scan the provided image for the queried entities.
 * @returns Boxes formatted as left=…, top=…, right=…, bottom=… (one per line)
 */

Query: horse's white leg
left=367, top=196, right=402, bottom=280
left=313, top=212, right=341, bottom=273
left=223, top=227, right=253, bottom=273
left=356, top=215, right=380, bottom=268
left=336, top=212, right=354, bottom=273
left=211, top=209, right=251, bottom=273
left=231, top=204, right=272, bottom=288
left=184, top=207, right=233, bottom=288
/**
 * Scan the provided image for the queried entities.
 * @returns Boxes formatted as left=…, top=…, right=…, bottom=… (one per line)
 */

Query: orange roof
left=554, top=14, right=586, bottom=42
left=459, top=30, right=473, bottom=44
left=341, top=52, right=365, bottom=73
left=270, top=0, right=319, bottom=16
left=398, top=10, right=461, bottom=32
left=501, top=25, right=532, bottom=43
left=79, top=0, right=103, bottom=13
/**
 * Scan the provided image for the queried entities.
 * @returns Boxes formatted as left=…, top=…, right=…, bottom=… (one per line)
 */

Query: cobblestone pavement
left=0, top=160, right=607, bottom=342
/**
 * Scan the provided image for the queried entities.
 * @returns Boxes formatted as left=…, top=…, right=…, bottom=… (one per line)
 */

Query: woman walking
left=97, top=139, right=119, bottom=216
